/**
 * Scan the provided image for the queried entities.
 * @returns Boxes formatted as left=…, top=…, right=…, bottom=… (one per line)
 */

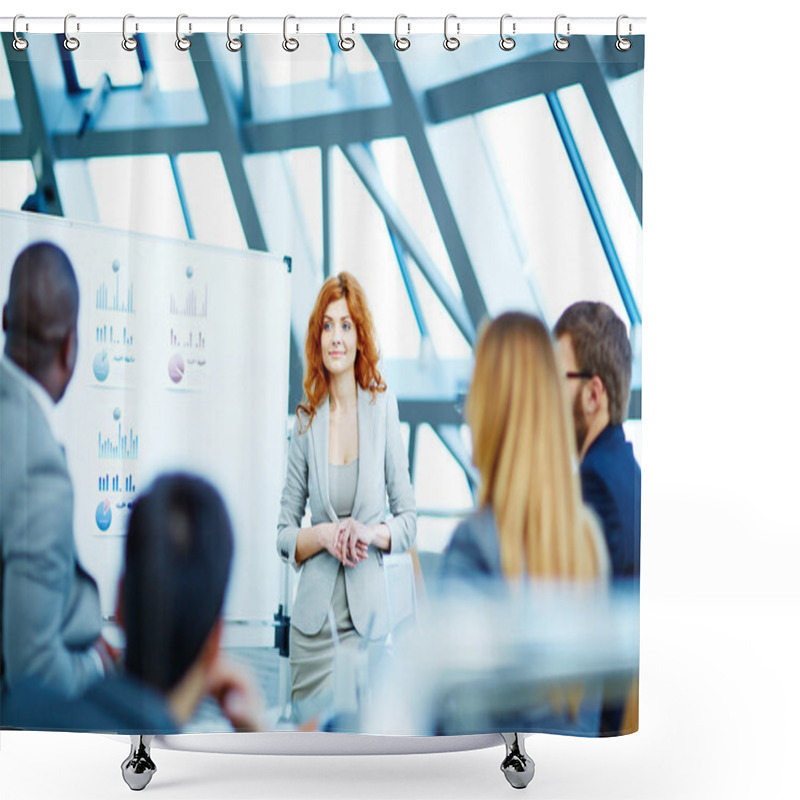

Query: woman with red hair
left=277, top=272, right=417, bottom=721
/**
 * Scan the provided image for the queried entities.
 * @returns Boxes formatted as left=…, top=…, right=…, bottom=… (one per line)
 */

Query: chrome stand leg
left=121, top=735, right=156, bottom=791
left=500, top=733, right=535, bottom=789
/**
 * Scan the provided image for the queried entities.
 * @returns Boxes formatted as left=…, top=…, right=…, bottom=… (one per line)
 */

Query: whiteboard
left=0, top=210, right=292, bottom=644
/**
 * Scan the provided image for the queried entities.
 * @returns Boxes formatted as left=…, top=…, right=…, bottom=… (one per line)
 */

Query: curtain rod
left=0, top=16, right=646, bottom=37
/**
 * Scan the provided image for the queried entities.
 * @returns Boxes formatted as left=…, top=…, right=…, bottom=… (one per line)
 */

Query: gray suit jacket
left=277, top=386, right=416, bottom=639
left=0, top=359, right=102, bottom=698
left=439, top=506, right=503, bottom=582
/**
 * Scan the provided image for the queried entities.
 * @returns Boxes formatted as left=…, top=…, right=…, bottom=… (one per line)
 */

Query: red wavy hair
left=296, top=272, right=386, bottom=431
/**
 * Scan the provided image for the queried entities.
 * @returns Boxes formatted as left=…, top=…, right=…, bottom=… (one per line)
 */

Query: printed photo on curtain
left=0, top=24, right=643, bottom=740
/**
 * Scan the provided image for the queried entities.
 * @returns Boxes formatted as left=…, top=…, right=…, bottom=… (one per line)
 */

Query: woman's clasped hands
left=327, top=518, right=374, bottom=567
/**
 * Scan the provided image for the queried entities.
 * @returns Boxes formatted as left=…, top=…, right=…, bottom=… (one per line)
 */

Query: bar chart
left=170, top=328, right=205, bottom=349
left=96, top=324, right=134, bottom=347
left=170, top=283, right=208, bottom=318
left=96, top=272, right=135, bottom=314
left=97, top=473, right=136, bottom=493
left=97, top=423, right=139, bottom=461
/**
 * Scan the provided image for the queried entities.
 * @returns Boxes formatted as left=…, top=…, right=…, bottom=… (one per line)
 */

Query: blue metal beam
left=363, top=143, right=428, bottom=342
left=322, top=146, right=332, bottom=280
left=169, top=155, right=195, bottom=240
left=243, top=105, right=401, bottom=154
left=342, top=142, right=475, bottom=344
left=546, top=90, right=640, bottom=325
left=52, top=125, right=217, bottom=160
left=2, top=34, right=62, bottom=215
left=424, top=37, right=643, bottom=225
left=189, top=36, right=267, bottom=252
left=575, top=37, right=643, bottom=224
left=364, top=35, right=488, bottom=335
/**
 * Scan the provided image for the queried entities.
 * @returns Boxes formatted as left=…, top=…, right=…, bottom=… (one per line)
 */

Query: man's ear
left=584, top=375, right=607, bottom=416
left=62, top=326, right=78, bottom=373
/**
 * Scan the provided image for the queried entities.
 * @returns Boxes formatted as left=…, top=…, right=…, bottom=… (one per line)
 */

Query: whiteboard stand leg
left=500, top=733, right=535, bottom=789
left=121, top=735, right=156, bottom=791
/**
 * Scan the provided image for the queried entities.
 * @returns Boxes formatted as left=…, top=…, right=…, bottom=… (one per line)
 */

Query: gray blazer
left=277, top=386, right=416, bottom=639
left=440, top=505, right=611, bottom=584
left=439, top=506, right=503, bottom=582
left=0, top=359, right=103, bottom=698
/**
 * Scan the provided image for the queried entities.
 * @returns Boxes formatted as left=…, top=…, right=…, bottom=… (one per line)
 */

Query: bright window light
left=331, top=146, right=420, bottom=359
left=0, top=47, right=15, bottom=99
left=176, top=152, right=247, bottom=250
left=70, top=35, right=143, bottom=89
left=87, top=155, right=188, bottom=239
left=478, top=94, right=630, bottom=328
left=0, top=161, right=36, bottom=211
left=143, top=34, right=199, bottom=92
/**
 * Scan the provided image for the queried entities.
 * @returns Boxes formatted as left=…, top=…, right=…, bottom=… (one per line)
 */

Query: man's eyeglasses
left=565, top=371, right=593, bottom=380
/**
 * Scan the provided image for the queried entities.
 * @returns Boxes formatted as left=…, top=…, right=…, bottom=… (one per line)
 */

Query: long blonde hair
left=466, top=312, right=605, bottom=582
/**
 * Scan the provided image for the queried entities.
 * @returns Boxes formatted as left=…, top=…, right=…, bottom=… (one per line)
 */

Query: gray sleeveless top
left=329, top=459, right=358, bottom=519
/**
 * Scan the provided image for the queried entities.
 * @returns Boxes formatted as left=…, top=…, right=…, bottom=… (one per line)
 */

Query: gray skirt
left=289, top=564, right=362, bottom=721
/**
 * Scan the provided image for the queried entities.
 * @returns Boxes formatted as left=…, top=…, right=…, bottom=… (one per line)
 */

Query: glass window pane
left=556, top=83, right=642, bottom=311
left=246, top=34, right=377, bottom=89
left=175, top=153, right=247, bottom=250
left=70, top=35, right=143, bottom=89
left=412, top=424, right=474, bottom=553
left=0, top=161, right=36, bottom=211
left=248, top=34, right=333, bottom=88
left=54, top=159, right=99, bottom=223
left=331, top=146, right=420, bottom=359
left=370, top=137, right=463, bottom=300
left=243, top=148, right=322, bottom=276
left=623, top=420, right=642, bottom=466
left=478, top=94, right=630, bottom=328
left=0, top=47, right=21, bottom=133
left=87, top=155, right=188, bottom=239
left=608, top=71, right=644, bottom=168
left=407, top=259, right=471, bottom=358
left=143, top=34, right=199, bottom=92
left=0, top=46, right=15, bottom=99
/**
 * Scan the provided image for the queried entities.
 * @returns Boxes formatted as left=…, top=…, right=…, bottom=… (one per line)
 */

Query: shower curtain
left=0, top=21, right=643, bottom=739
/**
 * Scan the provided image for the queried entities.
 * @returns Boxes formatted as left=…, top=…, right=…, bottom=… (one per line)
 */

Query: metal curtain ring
left=499, top=14, right=516, bottom=51
left=394, top=15, right=410, bottom=50
left=616, top=14, right=632, bottom=51
left=282, top=15, right=299, bottom=52
left=443, top=14, right=460, bottom=51
left=339, top=14, right=355, bottom=51
left=176, top=14, right=191, bottom=51
left=63, top=14, right=80, bottom=51
left=122, top=14, right=138, bottom=51
left=226, top=15, right=243, bottom=52
left=12, top=14, right=29, bottom=51
left=553, top=14, right=570, bottom=51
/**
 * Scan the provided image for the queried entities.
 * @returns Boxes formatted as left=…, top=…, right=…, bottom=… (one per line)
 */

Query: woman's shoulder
left=453, top=506, right=499, bottom=544
left=441, top=506, right=502, bottom=579
left=360, top=384, right=394, bottom=409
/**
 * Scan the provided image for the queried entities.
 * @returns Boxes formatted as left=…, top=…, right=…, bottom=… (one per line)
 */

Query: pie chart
left=95, top=499, right=112, bottom=532
left=168, top=353, right=185, bottom=384
left=93, top=350, right=110, bottom=382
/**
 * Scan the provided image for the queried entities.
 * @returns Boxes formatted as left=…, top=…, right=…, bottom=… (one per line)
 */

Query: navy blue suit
left=580, top=423, right=640, bottom=735
left=580, top=424, right=641, bottom=580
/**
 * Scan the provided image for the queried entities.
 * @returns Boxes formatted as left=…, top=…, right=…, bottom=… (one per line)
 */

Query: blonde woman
left=441, top=311, right=608, bottom=582
left=277, top=272, right=416, bottom=720
left=439, top=312, right=610, bottom=733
